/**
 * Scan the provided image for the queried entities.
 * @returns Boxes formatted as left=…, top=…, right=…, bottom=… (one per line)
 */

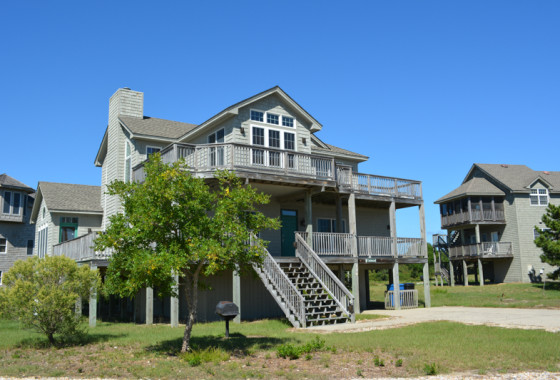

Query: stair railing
left=251, top=236, right=306, bottom=328
left=294, top=233, right=355, bottom=323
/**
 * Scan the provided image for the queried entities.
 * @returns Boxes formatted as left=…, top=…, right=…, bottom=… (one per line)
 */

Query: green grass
left=368, top=282, right=560, bottom=309
left=1, top=316, right=559, bottom=378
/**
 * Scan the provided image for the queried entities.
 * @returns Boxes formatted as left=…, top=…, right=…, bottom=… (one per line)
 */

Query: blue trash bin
left=386, top=284, right=405, bottom=307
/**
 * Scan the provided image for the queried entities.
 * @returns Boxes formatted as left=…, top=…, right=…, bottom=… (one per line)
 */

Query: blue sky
left=1, top=1, right=559, bottom=238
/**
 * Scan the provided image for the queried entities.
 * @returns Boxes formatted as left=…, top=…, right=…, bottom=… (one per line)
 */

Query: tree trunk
left=47, top=332, right=56, bottom=346
left=181, top=263, right=203, bottom=353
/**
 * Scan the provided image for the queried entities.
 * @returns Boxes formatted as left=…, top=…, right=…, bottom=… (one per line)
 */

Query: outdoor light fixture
left=240, top=126, right=245, bottom=134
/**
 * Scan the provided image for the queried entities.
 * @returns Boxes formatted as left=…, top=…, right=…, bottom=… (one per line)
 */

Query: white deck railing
left=384, top=289, right=418, bottom=310
left=295, top=234, right=355, bottom=322
left=448, top=242, right=512, bottom=258
left=297, top=232, right=426, bottom=258
left=251, top=237, right=306, bottom=328
left=52, top=232, right=112, bottom=262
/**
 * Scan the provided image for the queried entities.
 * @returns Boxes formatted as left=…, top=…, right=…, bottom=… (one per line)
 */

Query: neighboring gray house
left=54, top=87, right=430, bottom=327
left=435, top=164, right=560, bottom=284
left=30, top=182, right=103, bottom=258
left=0, top=174, right=36, bottom=285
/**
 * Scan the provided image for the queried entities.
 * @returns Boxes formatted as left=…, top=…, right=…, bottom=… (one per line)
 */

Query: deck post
left=449, top=261, right=455, bottom=286
left=389, top=201, right=397, bottom=258
left=423, top=262, right=431, bottom=307
left=477, top=258, right=484, bottom=287
left=232, top=269, right=241, bottom=323
left=392, top=263, right=401, bottom=310
left=170, top=273, right=179, bottom=327
left=348, top=193, right=360, bottom=313
left=304, top=190, right=313, bottom=246
left=146, top=287, right=153, bottom=325
left=336, top=195, right=343, bottom=233
left=89, top=263, right=97, bottom=327
left=463, top=260, right=468, bottom=286
left=76, top=296, right=82, bottom=318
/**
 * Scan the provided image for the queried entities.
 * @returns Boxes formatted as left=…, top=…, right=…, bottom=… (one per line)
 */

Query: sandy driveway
left=306, top=306, right=560, bottom=333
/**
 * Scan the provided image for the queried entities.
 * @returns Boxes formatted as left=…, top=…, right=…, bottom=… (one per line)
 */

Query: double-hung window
left=2, top=191, right=21, bottom=215
left=0, top=238, right=6, bottom=254
left=530, top=189, right=548, bottom=206
left=208, top=129, right=225, bottom=166
left=268, top=130, right=281, bottom=167
left=284, top=132, right=295, bottom=168
left=252, top=127, right=265, bottom=165
left=317, top=218, right=346, bottom=233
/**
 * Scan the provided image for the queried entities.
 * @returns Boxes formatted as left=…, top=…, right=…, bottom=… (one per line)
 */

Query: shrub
left=395, top=358, right=403, bottom=367
left=424, top=362, right=438, bottom=375
left=0, top=256, right=99, bottom=346
left=181, top=347, right=230, bottom=366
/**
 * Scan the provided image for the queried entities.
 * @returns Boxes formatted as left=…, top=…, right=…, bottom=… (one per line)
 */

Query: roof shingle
left=38, top=182, right=102, bottom=213
left=0, top=174, right=34, bottom=193
left=119, top=116, right=198, bottom=140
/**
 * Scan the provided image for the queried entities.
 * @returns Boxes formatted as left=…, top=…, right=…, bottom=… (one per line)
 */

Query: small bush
left=373, top=356, right=385, bottom=367
left=424, top=362, right=438, bottom=375
left=181, top=347, right=230, bottom=366
left=395, top=358, right=403, bottom=367
left=276, top=337, right=330, bottom=360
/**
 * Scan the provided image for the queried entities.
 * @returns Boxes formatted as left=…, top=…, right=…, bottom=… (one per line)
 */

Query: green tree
left=94, top=156, right=280, bottom=352
left=0, top=256, right=99, bottom=346
left=534, top=204, right=560, bottom=279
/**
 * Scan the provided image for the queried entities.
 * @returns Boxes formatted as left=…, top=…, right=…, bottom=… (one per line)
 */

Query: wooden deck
left=448, top=242, right=513, bottom=260
left=132, top=143, right=423, bottom=202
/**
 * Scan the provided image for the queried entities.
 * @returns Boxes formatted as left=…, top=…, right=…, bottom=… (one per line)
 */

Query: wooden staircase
left=252, top=234, right=354, bottom=328
left=279, top=261, right=351, bottom=326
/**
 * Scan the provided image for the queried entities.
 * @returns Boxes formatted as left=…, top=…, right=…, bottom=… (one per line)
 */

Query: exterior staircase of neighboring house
left=433, top=233, right=453, bottom=285
left=252, top=234, right=355, bottom=328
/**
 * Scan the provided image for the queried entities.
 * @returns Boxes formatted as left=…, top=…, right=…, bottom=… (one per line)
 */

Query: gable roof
left=119, top=116, right=198, bottom=140
left=177, top=86, right=323, bottom=142
left=435, top=177, right=505, bottom=204
left=0, top=174, right=34, bottom=193
left=310, top=139, right=368, bottom=161
left=466, top=163, right=560, bottom=193
left=31, top=182, right=103, bottom=222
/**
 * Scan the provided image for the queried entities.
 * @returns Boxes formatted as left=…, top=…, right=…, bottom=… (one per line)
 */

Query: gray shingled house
left=0, top=174, right=36, bottom=285
left=30, top=182, right=103, bottom=258
left=52, top=87, right=431, bottom=327
left=434, top=164, right=560, bottom=285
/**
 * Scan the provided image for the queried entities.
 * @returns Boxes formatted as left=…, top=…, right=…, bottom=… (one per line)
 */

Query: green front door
left=281, top=209, right=298, bottom=257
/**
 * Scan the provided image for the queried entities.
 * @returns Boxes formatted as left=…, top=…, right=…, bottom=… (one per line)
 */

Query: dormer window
left=530, top=188, right=548, bottom=206
left=250, top=110, right=264, bottom=122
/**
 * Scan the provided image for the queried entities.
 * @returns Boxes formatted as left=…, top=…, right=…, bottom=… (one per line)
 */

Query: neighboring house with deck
left=0, top=174, right=36, bottom=285
left=53, top=87, right=431, bottom=327
left=30, top=182, right=103, bottom=258
left=434, top=164, right=560, bottom=285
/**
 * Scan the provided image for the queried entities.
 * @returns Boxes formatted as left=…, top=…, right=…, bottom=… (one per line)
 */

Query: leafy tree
left=534, top=204, right=560, bottom=279
left=0, top=256, right=99, bottom=346
left=94, top=155, right=280, bottom=352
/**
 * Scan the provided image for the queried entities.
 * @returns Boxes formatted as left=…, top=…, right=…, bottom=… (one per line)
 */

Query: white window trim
left=0, top=270, right=3, bottom=286
left=146, top=145, right=161, bottom=157
left=0, top=237, right=7, bottom=254
left=250, top=124, right=297, bottom=152
left=530, top=188, right=549, bottom=206
left=250, top=108, right=296, bottom=129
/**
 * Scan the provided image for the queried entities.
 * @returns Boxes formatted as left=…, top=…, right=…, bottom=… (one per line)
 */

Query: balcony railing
left=297, top=232, right=426, bottom=258
left=337, top=166, right=422, bottom=199
left=52, top=232, right=111, bottom=262
left=441, top=210, right=505, bottom=227
left=133, top=143, right=423, bottom=201
left=448, top=242, right=512, bottom=258
left=134, top=143, right=336, bottom=182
